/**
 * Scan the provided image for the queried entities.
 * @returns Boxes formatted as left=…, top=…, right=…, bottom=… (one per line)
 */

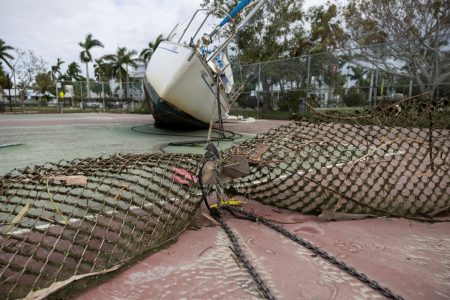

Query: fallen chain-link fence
left=0, top=96, right=449, bottom=299
left=0, top=153, right=203, bottom=299
left=224, top=97, right=449, bottom=220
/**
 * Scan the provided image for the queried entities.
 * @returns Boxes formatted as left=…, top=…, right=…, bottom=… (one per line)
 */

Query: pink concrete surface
left=76, top=201, right=450, bottom=300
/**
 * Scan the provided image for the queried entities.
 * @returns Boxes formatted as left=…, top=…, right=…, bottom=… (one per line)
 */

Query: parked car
left=85, top=102, right=100, bottom=108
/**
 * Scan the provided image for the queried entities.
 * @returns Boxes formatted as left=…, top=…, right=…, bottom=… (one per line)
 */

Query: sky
left=0, top=0, right=325, bottom=75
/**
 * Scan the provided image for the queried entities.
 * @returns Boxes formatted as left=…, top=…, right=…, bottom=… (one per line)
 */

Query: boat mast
left=205, top=0, right=270, bottom=63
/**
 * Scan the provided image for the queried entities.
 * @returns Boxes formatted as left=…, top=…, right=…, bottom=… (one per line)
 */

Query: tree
left=0, top=39, right=14, bottom=69
left=79, top=33, right=104, bottom=101
left=140, top=34, right=165, bottom=63
left=343, top=0, right=450, bottom=98
left=65, top=62, right=83, bottom=81
left=65, top=62, right=83, bottom=106
left=103, top=47, right=135, bottom=99
left=122, top=48, right=139, bottom=100
left=93, top=58, right=110, bottom=82
left=347, top=66, right=368, bottom=93
left=306, top=3, right=346, bottom=106
left=91, top=80, right=111, bottom=97
left=202, top=0, right=304, bottom=110
left=307, top=3, right=346, bottom=54
left=12, top=49, right=46, bottom=111
left=93, top=57, right=112, bottom=109
left=34, top=72, right=54, bottom=100
left=103, top=48, right=125, bottom=99
left=0, top=64, right=12, bottom=89
left=51, top=58, right=64, bottom=81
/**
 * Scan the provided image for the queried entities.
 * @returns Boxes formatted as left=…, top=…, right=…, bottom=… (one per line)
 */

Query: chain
left=223, top=206, right=405, bottom=300
left=214, top=212, right=276, bottom=300
left=198, top=156, right=276, bottom=300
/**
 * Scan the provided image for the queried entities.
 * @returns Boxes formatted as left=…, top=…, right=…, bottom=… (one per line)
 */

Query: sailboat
left=144, top=0, right=268, bottom=129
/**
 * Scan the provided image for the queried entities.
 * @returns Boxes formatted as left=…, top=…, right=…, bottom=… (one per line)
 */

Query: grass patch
left=230, top=106, right=367, bottom=120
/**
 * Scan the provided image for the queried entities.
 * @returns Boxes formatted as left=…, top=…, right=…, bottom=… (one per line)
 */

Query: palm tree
left=0, top=39, right=14, bottom=69
left=104, top=47, right=139, bottom=103
left=93, top=57, right=110, bottom=109
left=140, top=34, right=165, bottom=63
left=79, top=33, right=104, bottom=101
left=50, top=58, right=64, bottom=81
left=93, top=58, right=108, bottom=82
left=123, top=48, right=139, bottom=101
left=65, top=62, right=83, bottom=81
left=103, top=47, right=127, bottom=99
left=65, top=62, right=83, bottom=107
left=50, top=58, right=64, bottom=104
left=348, top=66, right=368, bottom=93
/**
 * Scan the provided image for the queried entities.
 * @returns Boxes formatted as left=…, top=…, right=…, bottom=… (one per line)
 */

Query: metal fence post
left=257, top=63, right=260, bottom=119
left=306, top=52, right=311, bottom=100
left=102, top=81, right=106, bottom=112
left=373, top=45, right=381, bottom=106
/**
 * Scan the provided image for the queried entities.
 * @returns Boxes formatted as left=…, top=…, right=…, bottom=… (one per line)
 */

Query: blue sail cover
left=219, top=0, right=252, bottom=27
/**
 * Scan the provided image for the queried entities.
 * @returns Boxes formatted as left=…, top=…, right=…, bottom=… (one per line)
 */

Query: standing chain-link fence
left=232, top=35, right=450, bottom=115
left=0, top=79, right=148, bottom=113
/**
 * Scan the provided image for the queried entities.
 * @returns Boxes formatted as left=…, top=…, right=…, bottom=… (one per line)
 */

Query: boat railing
left=177, top=9, right=211, bottom=44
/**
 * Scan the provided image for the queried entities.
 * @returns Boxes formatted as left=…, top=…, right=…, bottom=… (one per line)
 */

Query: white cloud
left=0, top=0, right=329, bottom=75
left=0, top=0, right=203, bottom=74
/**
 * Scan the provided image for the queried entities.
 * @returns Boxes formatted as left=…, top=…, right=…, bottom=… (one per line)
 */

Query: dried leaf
left=47, top=175, right=88, bottom=186
left=113, top=185, right=127, bottom=202
left=249, top=144, right=270, bottom=161
left=202, top=157, right=250, bottom=185
left=201, top=161, right=218, bottom=185
left=220, top=156, right=250, bottom=183
left=5, top=203, right=31, bottom=233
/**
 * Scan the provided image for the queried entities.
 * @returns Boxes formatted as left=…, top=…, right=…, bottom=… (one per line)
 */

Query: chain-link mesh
left=225, top=97, right=450, bottom=220
left=0, top=97, right=449, bottom=299
left=0, top=153, right=203, bottom=299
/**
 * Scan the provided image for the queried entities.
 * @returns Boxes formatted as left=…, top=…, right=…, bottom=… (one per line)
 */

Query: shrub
left=343, top=92, right=364, bottom=107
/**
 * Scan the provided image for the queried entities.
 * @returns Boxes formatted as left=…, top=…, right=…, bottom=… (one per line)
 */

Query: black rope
left=130, top=123, right=242, bottom=140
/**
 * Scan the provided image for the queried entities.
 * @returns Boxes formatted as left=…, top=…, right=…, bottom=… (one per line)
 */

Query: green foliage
left=79, top=33, right=104, bottom=64
left=238, top=0, right=303, bottom=110
left=307, top=3, right=345, bottom=54
left=93, top=58, right=111, bottom=81
left=34, top=72, right=54, bottom=96
left=51, top=58, right=64, bottom=81
left=343, top=0, right=450, bottom=95
left=343, top=92, right=364, bottom=107
left=103, top=47, right=138, bottom=99
left=90, top=80, right=111, bottom=96
left=140, top=34, right=166, bottom=63
left=0, top=64, right=12, bottom=89
left=0, top=39, right=14, bottom=69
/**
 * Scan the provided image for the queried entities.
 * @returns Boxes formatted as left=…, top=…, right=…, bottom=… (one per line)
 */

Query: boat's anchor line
left=224, top=205, right=404, bottom=300
left=199, top=144, right=404, bottom=300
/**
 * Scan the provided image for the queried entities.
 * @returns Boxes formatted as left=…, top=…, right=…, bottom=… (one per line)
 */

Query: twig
left=198, top=246, right=213, bottom=257
left=46, top=179, right=69, bottom=225
left=4, top=203, right=31, bottom=234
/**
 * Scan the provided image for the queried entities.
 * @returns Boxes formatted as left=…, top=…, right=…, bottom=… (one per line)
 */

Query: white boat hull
left=145, top=41, right=229, bottom=127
